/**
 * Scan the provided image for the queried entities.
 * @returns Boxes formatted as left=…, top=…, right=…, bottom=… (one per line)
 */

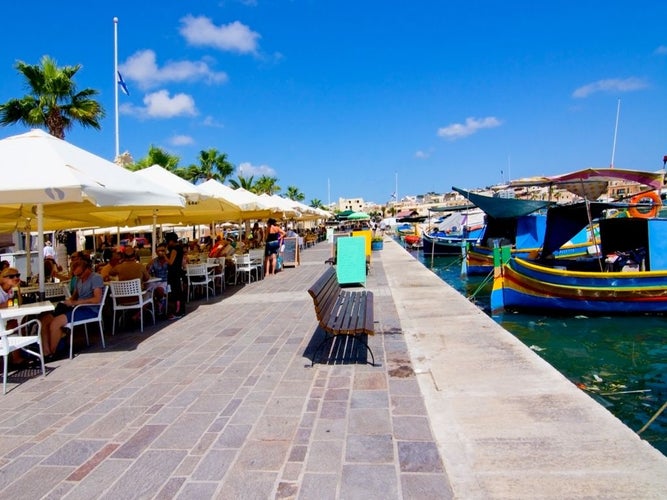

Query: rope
left=468, top=269, right=494, bottom=300
left=637, top=400, right=667, bottom=435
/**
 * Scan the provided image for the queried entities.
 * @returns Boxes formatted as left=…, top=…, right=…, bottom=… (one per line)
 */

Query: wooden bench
left=307, top=266, right=375, bottom=366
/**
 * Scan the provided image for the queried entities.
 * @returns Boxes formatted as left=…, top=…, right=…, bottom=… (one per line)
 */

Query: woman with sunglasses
left=0, top=267, right=21, bottom=308
left=0, top=267, right=26, bottom=366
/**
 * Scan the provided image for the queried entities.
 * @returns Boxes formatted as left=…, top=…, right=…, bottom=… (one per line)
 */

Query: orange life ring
left=629, top=191, right=662, bottom=218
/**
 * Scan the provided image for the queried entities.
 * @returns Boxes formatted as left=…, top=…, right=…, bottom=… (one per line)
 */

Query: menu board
left=282, top=237, right=300, bottom=267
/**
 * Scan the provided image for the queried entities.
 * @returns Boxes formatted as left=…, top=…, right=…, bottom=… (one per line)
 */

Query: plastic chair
left=64, top=286, right=109, bottom=359
left=234, top=254, right=259, bottom=285
left=207, top=258, right=225, bottom=294
left=1, top=318, right=45, bottom=394
left=44, top=282, right=70, bottom=301
left=186, top=264, right=215, bottom=301
left=108, top=279, right=155, bottom=335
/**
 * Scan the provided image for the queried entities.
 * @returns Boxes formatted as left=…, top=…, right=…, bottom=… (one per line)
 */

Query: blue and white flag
left=117, top=71, right=130, bottom=96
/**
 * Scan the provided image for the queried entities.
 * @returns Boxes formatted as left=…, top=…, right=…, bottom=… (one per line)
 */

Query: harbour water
left=410, top=247, right=667, bottom=457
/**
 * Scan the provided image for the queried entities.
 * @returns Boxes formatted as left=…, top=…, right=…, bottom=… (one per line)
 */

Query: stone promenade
left=0, top=238, right=665, bottom=499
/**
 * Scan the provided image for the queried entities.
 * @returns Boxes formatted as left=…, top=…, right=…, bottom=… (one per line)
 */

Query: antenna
left=610, top=98, right=621, bottom=168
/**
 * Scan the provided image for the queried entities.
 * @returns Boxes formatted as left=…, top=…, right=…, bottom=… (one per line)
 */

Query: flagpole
left=113, top=17, right=120, bottom=160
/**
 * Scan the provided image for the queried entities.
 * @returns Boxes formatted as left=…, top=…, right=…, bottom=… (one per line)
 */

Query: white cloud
left=170, top=135, right=194, bottom=146
left=654, top=45, right=667, bottom=55
left=237, top=161, right=275, bottom=177
left=203, top=115, right=224, bottom=128
left=415, top=150, right=430, bottom=159
left=179, top=15, right=260, bottom=54
left=119, top=50, right=228, bottom=89
left=572, top=77, right=648, bottom=98
left=120, top=90, right=196, bottom=118
left=437, top=117, right=502, bottom=140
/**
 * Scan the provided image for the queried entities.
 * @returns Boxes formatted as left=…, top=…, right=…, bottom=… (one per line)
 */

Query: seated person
left=40, top=256, right=104, bottom=358
left=99, top=252, right=122, bottom=281
left=44, top=256, right=63, bottom=282
left=147, top=243, right=169, bottom=312
left=0, top=267, right=26, bottom=365
left=109, top=247, right=150, bottom=284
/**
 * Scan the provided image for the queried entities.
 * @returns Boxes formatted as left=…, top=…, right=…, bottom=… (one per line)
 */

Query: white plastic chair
left=234, top=254, right=259, bottom=285
left=186, top=264, right=215, bottom=301
left=65, top=285, right=109, bottom=359
left=108, top=279, right=155, bottom=335
left=44, top=282, right=70, bottom=301
left=1, top=318, right=45, bottom=394
left=207, top=258, right=225, bottom=294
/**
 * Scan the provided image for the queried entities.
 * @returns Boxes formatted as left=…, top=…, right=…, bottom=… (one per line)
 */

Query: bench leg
left=311, top=332, right=375, bottom=367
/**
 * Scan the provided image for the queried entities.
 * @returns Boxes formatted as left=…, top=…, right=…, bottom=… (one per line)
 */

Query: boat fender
left=629, top=191, right=661, bottom=218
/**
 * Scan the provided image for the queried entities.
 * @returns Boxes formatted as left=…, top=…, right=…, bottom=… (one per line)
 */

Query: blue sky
left=1, top=1, right=667, bottom=206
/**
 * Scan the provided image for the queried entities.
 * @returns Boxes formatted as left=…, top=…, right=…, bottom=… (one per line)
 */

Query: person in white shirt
left=43, top=241, right=56, bottom=260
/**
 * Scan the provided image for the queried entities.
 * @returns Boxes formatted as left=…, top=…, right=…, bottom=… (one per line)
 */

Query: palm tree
left=309, top=198, right=324, bottom=209
left=128, top=145, right=181, bottom=172
left=185, top=148, right=235, bottom=183
left=229, top=174, right=255, bottom=191
left=284, top=186, right=305, bottom=201
left=0, top=55, right=104, bottom=139
left=255, top=175, right=280, bottom=195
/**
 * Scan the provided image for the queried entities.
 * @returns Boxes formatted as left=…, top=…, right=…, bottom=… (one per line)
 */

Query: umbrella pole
left=37, top=204, right=45, bottom=300
left=152, top=211, right=157, bottom=257
left=24, top=222, right=32, bottom=280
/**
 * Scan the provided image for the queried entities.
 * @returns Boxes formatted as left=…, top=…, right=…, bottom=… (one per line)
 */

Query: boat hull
left=492, top=256, right=667, bottom=315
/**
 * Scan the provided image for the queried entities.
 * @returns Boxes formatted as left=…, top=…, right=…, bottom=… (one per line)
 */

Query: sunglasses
left=5, top=273, right=20, bottom=279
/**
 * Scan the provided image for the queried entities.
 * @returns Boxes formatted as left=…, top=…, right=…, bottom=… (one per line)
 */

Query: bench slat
left=309, top=268, right=374, bottom=336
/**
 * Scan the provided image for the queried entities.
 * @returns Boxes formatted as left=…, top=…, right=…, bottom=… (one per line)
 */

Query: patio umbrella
left=134, top=165, right=248, bottom=253
left=198, top=180, right=282, bottom=220
left=346, top=211, right=371, bottom=220
left=0, top=129, right=185, bottom=295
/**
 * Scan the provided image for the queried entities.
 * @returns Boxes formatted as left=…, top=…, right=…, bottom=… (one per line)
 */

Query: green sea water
left=412, top=249, right=667, bottom=457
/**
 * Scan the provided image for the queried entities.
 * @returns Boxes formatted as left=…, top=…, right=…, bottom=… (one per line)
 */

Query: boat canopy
left=541, top=202, right=617, bottom=258
left=508, top=168, right=665, bottom=201
left=453, top=186, right=554, bottom=219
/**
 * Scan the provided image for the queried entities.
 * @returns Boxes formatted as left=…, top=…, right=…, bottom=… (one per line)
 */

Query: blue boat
left=491, top=196, right=667, bottom=315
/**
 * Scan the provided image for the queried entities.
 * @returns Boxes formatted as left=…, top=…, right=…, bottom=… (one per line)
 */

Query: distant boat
left=490, top=167, right=667, bottom=315
left=453, top=187, right=593, bottom=277
left=421, top=207, right=486, bottom=256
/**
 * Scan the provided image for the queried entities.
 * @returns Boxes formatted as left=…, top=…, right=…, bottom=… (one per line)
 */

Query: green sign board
left=336, top=236, right=366, bottom=285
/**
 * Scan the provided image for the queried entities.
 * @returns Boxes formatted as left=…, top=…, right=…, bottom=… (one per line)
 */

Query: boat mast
left=610, top=98, right=621, bottom=168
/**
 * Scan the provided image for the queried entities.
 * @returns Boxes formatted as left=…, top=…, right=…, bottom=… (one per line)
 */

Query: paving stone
left=304, top=440, right=343, bottom=472
left=213, top=424, right=252, bottom=448
left=348, top=407, right=392, bottom=435
left=401, top=472, right=454, bottom=499
left=111, top=424, right=166, bottom=458
left=345, top=434, right=395, bottom=463
left=397, top=441, right=444, bottom=473
left=191, top=448, right=237, bottom=480
left=339, top=464, right=400, bottom=500
left=299, top=472, right=338, bottom=500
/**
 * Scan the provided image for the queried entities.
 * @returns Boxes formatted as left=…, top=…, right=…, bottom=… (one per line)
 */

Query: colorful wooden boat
left=491, top=205, right=667, bottom=315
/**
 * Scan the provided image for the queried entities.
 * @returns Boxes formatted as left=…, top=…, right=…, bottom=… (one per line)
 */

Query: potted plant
left=371, top=236, right=384, bottom=251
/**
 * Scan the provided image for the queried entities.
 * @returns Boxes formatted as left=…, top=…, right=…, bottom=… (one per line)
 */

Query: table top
left=0, top=301, right=55, bottom=320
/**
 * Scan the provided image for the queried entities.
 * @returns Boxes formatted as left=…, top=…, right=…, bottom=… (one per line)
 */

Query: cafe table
left=0, top=301, right=55, bottom=329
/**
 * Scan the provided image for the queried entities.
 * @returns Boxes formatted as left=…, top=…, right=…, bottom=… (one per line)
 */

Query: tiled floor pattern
left=0, top=243, right=452, bottom=499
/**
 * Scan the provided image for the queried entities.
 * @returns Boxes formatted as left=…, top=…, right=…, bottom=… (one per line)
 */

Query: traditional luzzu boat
left=421, top=208, right=486, bottom=256
left=455, top=186, right=594, bottom=277
left=490, top=167, right=667, bottom=315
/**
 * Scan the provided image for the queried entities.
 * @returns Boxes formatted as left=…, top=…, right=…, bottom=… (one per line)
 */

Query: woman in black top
left=264, top=218, right=286, bottom=276
left=165, top=232, right=186, bottom=318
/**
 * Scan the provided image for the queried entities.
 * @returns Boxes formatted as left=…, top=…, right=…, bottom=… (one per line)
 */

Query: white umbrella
left=134, top=165, right=249, bottom=253
left=198, top=180, right=281, bottom=220
left=0, top=129, right=185, bottom=295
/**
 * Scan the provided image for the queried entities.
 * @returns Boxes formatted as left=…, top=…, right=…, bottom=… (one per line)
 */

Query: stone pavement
left=1, top=238, right=666, bottom=499
left=0, top=241, right=451, bottom=499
